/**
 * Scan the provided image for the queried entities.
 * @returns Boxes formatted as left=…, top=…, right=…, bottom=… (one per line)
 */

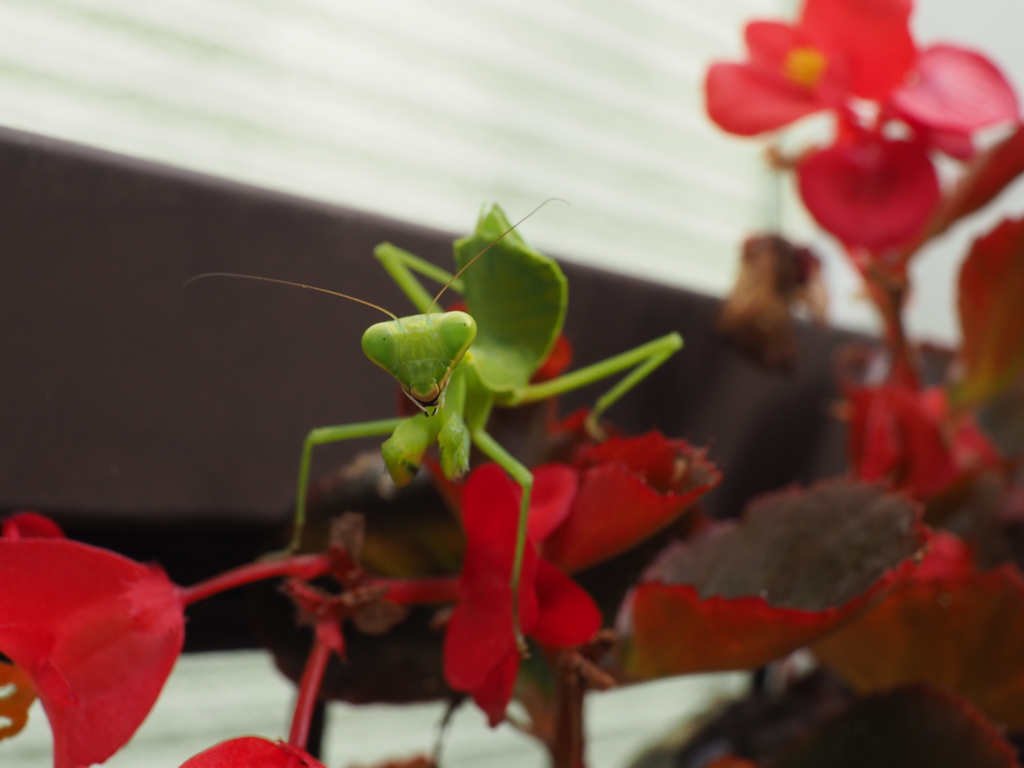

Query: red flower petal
left=892, top=45, right=1019, bottom=135
left=0, top=539, right=185, bottom=768
left=2, top=512, right=65, bottom=540
left=526, top=464, right=579, bottom=543
left=531, top=334, right=573, bottom=383
left=798, top=134, right=939, bottom=250
left=706, top=61, right=824, bottom=136
left=799, top=0, right=915, bottom=100
left=544, top=434, right=720, bottom=572
left=469, top=649, right=520, bottom=728
left=443, top=465, right=538, bottom=692
left=529, top=560, right=601, bottom=648
left=179, top=736, right=326, bottom=768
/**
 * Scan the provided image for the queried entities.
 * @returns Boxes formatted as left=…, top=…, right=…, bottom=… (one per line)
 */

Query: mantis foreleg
left=290, top=417, right=404, bottom=552
left=509, top=332, right=683, bottom=435
left=374, top=243, right=463, bottom=313
left=472, top=427, right=534, bottom=651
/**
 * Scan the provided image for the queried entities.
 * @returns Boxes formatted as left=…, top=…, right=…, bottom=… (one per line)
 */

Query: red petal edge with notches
left=892, top=45, right=1019, bottom=136
left=798, top=134, right=939, bottom=251
left=543, top=433, right=721, bottom=573
left=179, top=736, right=326, bottom=768
left=0, top=534, right=185, bottom=768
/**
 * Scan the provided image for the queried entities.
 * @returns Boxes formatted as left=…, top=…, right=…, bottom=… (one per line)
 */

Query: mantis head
left=361, top=311, right=477, bottom=415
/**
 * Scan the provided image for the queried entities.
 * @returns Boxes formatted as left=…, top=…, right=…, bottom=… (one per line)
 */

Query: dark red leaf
left=892, top=45, right=1019, bottom=135
left=544, top=433, right=720, bottom=572
left=619, top=480, right=926, bottom=679
left=179, top=736, right=326, bottom=768
left=0, top=539, right=185, bottom=768
left=956, top=217, right=1024, bottom=405
left=813, top=532, right=1024, bottom=729
left=798, top=134, right=939, bottom=251
left=777, top=686, right=1020, bottom=768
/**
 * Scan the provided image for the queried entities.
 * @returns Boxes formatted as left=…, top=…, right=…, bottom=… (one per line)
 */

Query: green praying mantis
left=189, top=203, right=682, bottom=642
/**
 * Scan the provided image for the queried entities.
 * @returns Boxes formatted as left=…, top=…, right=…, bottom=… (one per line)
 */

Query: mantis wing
left=454, top=204, right=568, bottom=395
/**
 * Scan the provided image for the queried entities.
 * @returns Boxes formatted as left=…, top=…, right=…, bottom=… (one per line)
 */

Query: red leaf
left=544, top=433, right=721, bottom=572
left=2, top=512, right=64, bottom=540
left=0, top=539, right=185, bottom=768
left=799, top=0, right=915, bottom=100
left=813, top=532, right=1024, bottom=729
left=179, top=736, right=326, bottom=768
left=892, top=45, right=1019, bottom=135
left=619, top=481, right=926, bottom=679
left=956, top=217, right=1024, bottom=405
left=798, top=134, right=939, bottom=251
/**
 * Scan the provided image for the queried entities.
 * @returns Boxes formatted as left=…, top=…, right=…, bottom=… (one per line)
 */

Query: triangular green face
left=453, top=204, right=567, bottom=394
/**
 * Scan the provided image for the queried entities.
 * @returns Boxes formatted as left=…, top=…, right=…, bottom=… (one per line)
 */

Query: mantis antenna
left=182, top=272, right=401, bottom=322
left=426, top=198, right=569, bottom=314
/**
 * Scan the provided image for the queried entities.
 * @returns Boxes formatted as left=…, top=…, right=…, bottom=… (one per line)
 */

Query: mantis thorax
left=361, top=310, right=476, bottom=415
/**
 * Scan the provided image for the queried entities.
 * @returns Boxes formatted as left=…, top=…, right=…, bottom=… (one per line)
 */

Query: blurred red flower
left=705, top=0, right=1018, bottom=251
left=179, top=736, right=326, bottom=768
left=846, top=383, right=1001, bottom=499
left=443, top=464, right=601, bottom=726
left=0, top=514, right=185, bottom=768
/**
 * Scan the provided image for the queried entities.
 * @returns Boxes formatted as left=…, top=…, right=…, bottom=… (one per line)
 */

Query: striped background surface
left=0, top=0, right=781, bottom=296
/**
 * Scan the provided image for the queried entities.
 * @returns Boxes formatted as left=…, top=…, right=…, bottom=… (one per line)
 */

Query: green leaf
left=454, top=204, right=567, bottom=395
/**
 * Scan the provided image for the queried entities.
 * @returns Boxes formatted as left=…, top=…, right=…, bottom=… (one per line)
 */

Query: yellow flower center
left=785, top=47, right=828, bottom=89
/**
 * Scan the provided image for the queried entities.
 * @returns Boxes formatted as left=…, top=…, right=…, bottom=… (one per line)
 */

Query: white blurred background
left=0, top=0, right=1019, bottom=342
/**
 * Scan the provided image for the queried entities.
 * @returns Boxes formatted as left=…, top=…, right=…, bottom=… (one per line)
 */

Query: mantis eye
left=437, top=311, right=476, bottom=363
left=361, top=322, right=399, bottom=371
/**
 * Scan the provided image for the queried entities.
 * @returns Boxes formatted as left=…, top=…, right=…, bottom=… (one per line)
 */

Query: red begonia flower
left=0, top=533, right=185, bottom=768
left=443, top=464, right=600, bottom=726
left=179, top=736, right=326, bottom=768
left=798, top=132, right=939, bottom=250
left=799, top=0, right=915, bottom=100
left=846, top=383, right=1000, bottom=499
left=705, top=0, right=913, bottom=136
left=543, top=432, right=721, bottom=573
left=892, top=45, right=1019, bottom=136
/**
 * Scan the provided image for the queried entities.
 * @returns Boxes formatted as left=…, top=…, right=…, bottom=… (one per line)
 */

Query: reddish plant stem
left=371, top=576, right=459, bottom=605
left=853, top=253, right=920, bottom=389
left=180, top=554, right=332, bottom=606
left=551, top=655, right=586, bottom=768
left=289, top=627, right=335, bottom=750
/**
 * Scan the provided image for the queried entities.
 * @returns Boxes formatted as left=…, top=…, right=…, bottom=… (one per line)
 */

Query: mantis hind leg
left=511, top=331, right=683, bottom=436
left=472, top=427, right=534, bottom=652
left=288, top=417, right=404, bottom=553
